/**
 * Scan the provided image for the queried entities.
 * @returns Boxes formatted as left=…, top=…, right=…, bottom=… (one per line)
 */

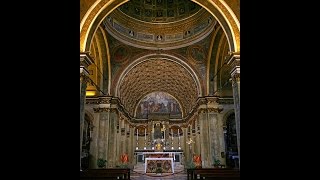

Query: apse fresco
left=136, top=92, right=182, bottom=119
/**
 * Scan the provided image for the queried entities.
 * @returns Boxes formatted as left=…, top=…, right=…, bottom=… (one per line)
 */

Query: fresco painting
left=136, top=92, right=182, bottom=119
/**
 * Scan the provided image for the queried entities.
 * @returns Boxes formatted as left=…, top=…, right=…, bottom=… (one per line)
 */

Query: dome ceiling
left=103, top=0, right=216, bottom=50
left=118, top=0, right=202, bottom=23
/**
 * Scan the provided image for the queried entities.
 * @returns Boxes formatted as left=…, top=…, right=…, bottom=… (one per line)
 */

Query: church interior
left=80, top=0, right=240, bottom=179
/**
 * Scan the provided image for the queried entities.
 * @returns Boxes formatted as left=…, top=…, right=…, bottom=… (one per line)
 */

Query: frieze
left=197, top=97, right=207, bottom=106
left=206, top=96, right=219, bottom=104
left=217, top=98, right=234, bottom=104
left=93, top=107, right=111, bottom=113
left=86, top=97, right=99, bottom=104
left=98, top=96, right=112, bottom=104
left=207, top=107, right=223, bottom=113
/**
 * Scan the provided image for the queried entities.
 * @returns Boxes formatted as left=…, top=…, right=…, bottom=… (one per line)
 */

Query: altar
left=134, top=150, right=183, bottom=174
left=145, top=157, right=174, bottom=173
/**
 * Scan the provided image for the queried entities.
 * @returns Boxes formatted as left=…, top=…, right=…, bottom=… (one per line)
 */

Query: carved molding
left=206, top=96, right=219, bottom=105
left=86, top=97, right=100, bottom=104
left=217, top=98, right=234, bottom=104
left=93, top=107, right=111, bottom=113
left=80, top=52, right=94, bottom=68
left=226, top=52, right=240, bottom=80
left=98, top=96, right=112, bottom=104
left=207, top=107, right=223, bottom=113
left=80, top=71, right=90, bottom=83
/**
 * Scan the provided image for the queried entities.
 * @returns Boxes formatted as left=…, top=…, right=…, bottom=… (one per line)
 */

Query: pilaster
left=227, top=52, right=240, bottom=168
left=80, top=53, right=93, bottom=170
left=92, top=96, right=112, bottom=167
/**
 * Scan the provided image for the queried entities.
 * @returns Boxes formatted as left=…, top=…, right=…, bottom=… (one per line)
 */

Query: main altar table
left=144, top=157, right=174, bottom=173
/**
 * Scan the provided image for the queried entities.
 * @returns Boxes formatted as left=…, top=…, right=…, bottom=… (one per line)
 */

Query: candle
left=178, top=129, right=180, bottom=140
left=164, top=129, right=165, bottom=140
left=171, top=129, right=173, bottom=140
left=145, top=128, right=146, bottom=140
left=136, top=128, right=138, bottom=141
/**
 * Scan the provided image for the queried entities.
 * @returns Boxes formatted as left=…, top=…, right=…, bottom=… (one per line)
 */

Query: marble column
left=80, top=53, right=93, bottom=170
left=227, top=53, right=240, bottom=168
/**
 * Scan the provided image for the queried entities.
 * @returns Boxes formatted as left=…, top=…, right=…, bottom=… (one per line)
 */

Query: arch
left=114, top=53, right=202, bottom=117
left=80, top=0, right=240, bottom=53
left=222, top=109, right=235, bottom=126
left=115, top=53, right=202, bottom=97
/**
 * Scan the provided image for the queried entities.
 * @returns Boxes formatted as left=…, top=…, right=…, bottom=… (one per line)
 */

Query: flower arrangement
left=213, top=158, right=221, bottom=167
left=97, top=158, right=107, bottom=168
left=186, top=160, right=196, bottom=169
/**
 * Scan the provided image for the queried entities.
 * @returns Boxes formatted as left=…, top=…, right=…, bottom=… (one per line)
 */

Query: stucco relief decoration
left=136, top=92, right=182, bottom=119
left=188, top=45, right=206, bottom=64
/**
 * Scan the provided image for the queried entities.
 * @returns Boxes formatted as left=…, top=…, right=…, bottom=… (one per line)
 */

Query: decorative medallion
left=112, top=45, right=130, bottom=64
left=188, top=45, right=206, bottom=64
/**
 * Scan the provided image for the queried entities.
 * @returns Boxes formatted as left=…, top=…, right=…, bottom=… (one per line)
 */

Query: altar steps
left=131, top=163, right=187, bottom=180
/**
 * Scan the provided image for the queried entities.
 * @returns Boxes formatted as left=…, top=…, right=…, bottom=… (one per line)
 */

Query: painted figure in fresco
left=136, top=92, right=182, bottom=118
